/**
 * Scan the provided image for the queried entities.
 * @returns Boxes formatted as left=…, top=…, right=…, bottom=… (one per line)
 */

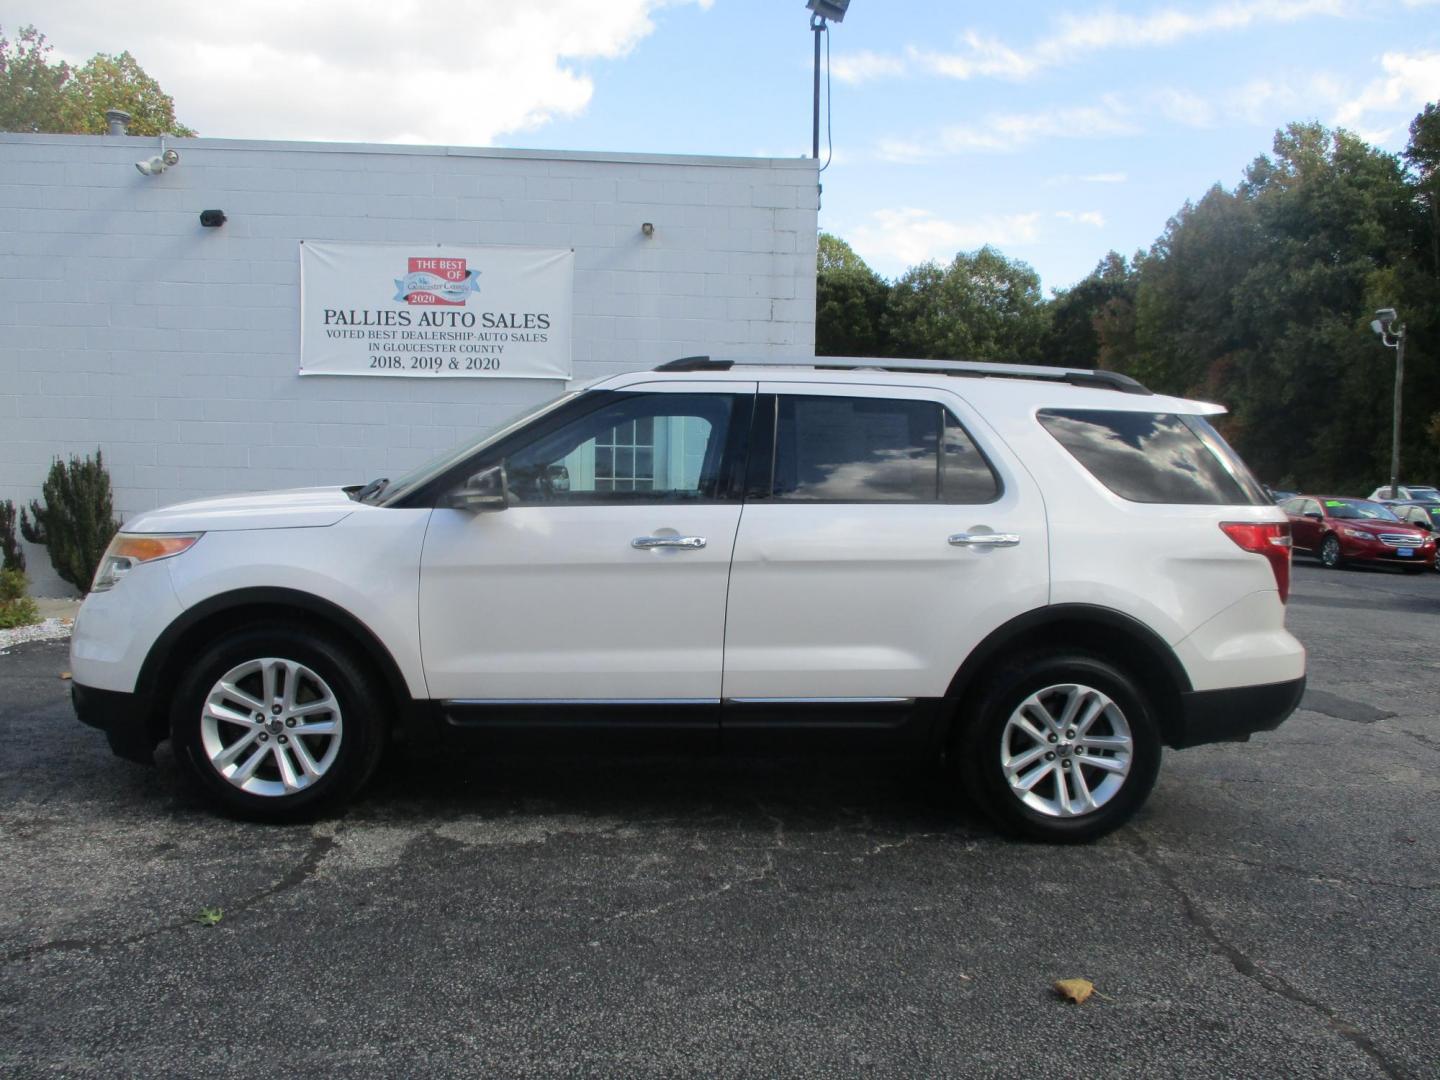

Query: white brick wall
left=0, top=134, right=819, bottom=594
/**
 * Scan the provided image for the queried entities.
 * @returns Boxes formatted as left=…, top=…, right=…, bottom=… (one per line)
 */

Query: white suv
left=70, top=357, right=1306, bottom=841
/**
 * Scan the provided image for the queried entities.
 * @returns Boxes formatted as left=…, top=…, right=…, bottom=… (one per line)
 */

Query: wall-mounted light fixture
left=199, top=209, right=227, bottom=228
left=136, top=136, right=180, bottom=176
left=641, top=222, right=655, bottom=238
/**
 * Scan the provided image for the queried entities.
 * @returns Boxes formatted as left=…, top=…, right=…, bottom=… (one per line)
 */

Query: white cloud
left=42, top=0, right=711, bottom=145
left=829, top=49, right=911, bottom=83
left=832, top=0, right=1349, bottom=85
left=1156, top=87, right=1219, bottom=128
left=1079, top=172, right=1128, bottom=183
left=910, top=33, right=1039, bottom=81
left=849, top=208, right=1042, bottom=268
left=1334, top=50, right=1440, bottom=131
left=1056, top=210, right=1106, bottom=226
left=878, top=99, right=1138, bottom=161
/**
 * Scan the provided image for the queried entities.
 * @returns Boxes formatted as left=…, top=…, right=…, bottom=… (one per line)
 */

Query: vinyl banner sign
left=300, top=242, right=573, bottom=379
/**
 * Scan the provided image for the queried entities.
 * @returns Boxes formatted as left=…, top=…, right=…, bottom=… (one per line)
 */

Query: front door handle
left=948, top=532, right=1021, bottom=548
left=632, top=535, right=707, bottom=550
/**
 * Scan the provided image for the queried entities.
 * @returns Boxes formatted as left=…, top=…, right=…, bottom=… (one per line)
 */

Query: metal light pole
left=1370, top=308, right=1406, bottom=499
left=806, top=0, right=850, bottom=160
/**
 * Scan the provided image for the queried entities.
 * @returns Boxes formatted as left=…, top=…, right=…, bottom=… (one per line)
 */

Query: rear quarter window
left=1037, top=409, right=1269, bottom=506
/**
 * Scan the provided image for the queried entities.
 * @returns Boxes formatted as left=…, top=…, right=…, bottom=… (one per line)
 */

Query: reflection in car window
left=771, top=395, right=999, bottom=504
left=1321, top=499, right=1400, bottom=522
left=380, top=390, right=579, bottom=506
left=504, top=393, right=736, bottom=504
left=1038, top=410, right=1267, bottom=506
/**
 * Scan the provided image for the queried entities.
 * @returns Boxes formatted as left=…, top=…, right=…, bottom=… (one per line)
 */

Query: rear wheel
left=170, top=626, right=387, bottom=821
left=1320, top=533, right=1344, bottom=569
left=956, top=653, right=1161, bottom=843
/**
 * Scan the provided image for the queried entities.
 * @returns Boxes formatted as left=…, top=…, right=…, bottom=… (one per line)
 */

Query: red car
left=1280, top=496, right=1436, bottom=573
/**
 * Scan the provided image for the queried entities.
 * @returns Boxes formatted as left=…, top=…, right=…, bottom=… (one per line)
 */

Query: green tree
left=1125, top=119, right=1432, bottom=489
left=1042, top=251, right=1136, bottom=370
left=20, top=450, right=120, bottom=593
left=885, top=245, right=1050, bottom=363
left=0, top=25, right=69, bottom=132
left=0, top=23, right=193, bottom=135
left=61, top=50, right=195, bottom=136
left=1405, top=103, right=1440, bottom=278
left=815, top=233, right=892, bottom=356
left=0, top=499, right=24, bottom=573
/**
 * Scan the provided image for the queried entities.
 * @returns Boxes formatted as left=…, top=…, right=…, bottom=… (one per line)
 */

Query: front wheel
left=170, top=626, right=387, bottom=821
left=1320, top=533, right=1344, bottom=569
left=955, top=653, right=1161, bottom=843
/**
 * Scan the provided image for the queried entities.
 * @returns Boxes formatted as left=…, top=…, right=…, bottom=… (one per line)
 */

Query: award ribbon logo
left=395, top=257, right=481, bottom=306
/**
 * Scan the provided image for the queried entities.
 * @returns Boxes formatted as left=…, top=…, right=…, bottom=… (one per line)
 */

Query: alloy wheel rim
left=1322, top=536, right=1340, bottom=566
left=1000, top=682, right=1133, bottom=818
left=199, top=657, right=343, bottom=797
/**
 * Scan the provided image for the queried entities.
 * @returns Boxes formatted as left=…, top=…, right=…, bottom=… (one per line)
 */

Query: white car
left=1366, top=484, right=1440, bottom=504
left=71, top=357, right=1306, bottom=841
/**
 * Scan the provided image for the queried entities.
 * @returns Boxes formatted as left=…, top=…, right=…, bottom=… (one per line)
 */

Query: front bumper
left=1340, top=537, right=1435, bottom=567
left=72, top=682, right=158, bottom=764
left=1171, top=675, right=1306, bottom=749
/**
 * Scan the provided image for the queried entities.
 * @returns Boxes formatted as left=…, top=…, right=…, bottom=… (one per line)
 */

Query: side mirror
left=447, top=464, right=509, bottom=512
left=1304, top=511, right=1323, bottom=521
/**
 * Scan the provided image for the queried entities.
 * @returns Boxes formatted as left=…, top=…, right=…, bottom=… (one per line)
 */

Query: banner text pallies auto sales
left=321, top=309, right=553, bottom=330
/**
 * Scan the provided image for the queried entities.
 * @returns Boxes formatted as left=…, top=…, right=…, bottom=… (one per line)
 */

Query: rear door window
left=768, top=395, right=999, bottom=504
left=1038, top=409, right=1268, bottom=506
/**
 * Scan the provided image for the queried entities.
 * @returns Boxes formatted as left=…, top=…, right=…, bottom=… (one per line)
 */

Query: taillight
left=1220, top=522, right=1292, bottom=603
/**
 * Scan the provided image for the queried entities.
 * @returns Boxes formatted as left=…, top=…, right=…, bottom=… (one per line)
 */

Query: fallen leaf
left=1054, top=978, right=1094, bottom=1004
left=195, top=907, right=223, bottom=927
left=59, top=671, right=72, bottom=680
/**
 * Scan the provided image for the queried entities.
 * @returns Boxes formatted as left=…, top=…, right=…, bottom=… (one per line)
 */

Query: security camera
left=1374, top=307, right=1397, bottom=327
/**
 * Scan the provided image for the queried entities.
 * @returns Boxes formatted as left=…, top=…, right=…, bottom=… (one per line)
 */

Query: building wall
left=0, top=134, right=818, bottom=593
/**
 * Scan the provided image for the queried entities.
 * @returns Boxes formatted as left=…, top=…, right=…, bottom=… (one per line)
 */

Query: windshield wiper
left=354, top=477, right=389, bottom=503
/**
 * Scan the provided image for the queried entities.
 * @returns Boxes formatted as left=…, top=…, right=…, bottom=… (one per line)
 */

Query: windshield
left=1323, top=499, right=1400, bottom=522
left=374, top=390, right=580, bottom=505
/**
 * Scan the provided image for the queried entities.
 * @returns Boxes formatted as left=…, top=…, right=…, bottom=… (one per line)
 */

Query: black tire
left=170, top=625, right=387, bottom=821
left=1319, top=533, right=1344, bottom=569
left=955, top=652, right=1161, bottom=843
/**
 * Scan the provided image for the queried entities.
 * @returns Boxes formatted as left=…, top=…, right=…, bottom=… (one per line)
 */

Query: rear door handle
left=632, top=536, right=707, bottom=550
left=948, top=532, right=1021, bottom=548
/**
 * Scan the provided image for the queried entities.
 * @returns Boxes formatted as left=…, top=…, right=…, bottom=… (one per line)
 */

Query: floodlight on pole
left=806, top=0, right=850, bottom=21
left=1369, top=307, right=1406, bottom=500
left=806, top=0, right=851, bottom=161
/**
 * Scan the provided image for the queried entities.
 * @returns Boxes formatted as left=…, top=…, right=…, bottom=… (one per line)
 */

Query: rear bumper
left=72, top=682, right=157, bottom=764
left=1171, top=675, right=1306, bottom=749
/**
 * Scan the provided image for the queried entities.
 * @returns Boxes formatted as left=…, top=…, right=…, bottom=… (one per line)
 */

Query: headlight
left=1340, top=528, right=1371, bottom=540
left=91, top=533, right=202, bottom=592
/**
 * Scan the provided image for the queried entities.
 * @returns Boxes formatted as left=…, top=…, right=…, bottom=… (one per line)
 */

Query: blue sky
left=34, top=0, right=1440, bottom=291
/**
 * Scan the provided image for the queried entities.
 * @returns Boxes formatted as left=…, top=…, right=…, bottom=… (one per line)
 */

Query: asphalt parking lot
left=2, top=561, right=1437, bottom=1078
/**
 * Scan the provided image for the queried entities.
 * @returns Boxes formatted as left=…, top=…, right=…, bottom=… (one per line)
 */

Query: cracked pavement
left=2, top=561, right=1438, bottom=1078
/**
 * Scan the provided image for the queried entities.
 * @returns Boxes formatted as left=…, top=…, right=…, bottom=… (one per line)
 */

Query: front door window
left=504, top=392, right=739, bottom=503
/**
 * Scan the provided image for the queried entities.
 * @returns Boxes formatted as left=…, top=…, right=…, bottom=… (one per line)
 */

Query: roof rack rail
left=652, top=355, right=1151, bottom=394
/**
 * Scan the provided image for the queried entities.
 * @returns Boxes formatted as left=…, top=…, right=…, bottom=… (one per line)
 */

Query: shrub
left=0, top=499, right=23, bottom=573
left=0, top=568, right=41, bottom=629
left=19, top=449, right=120, bottom=593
